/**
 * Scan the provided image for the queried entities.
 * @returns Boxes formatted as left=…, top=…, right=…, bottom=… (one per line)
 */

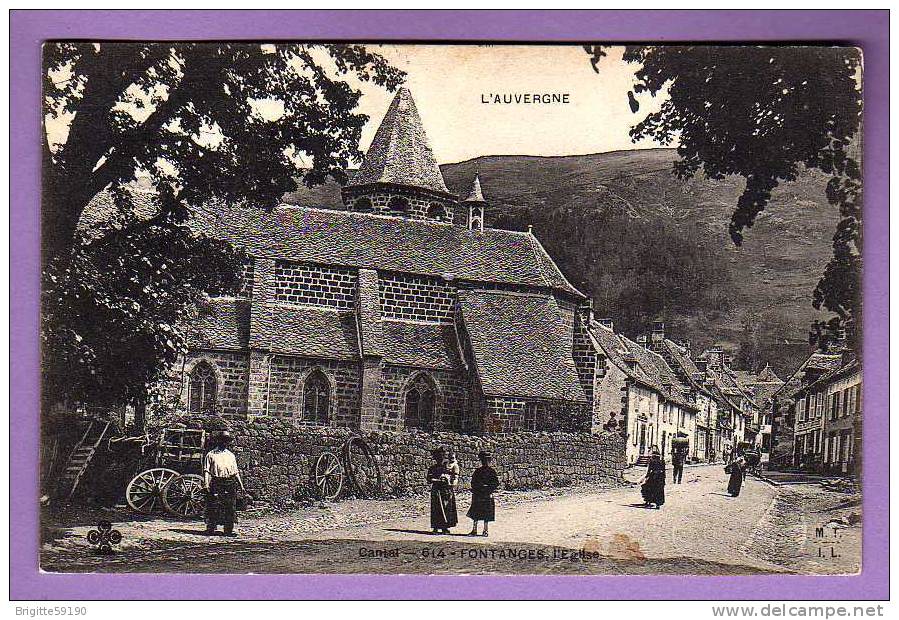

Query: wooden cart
left=124, top=428, right=208, bottom=519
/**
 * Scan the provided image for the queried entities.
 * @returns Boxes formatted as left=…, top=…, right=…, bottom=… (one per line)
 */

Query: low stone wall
left=220, top=417, right=626, bottom=503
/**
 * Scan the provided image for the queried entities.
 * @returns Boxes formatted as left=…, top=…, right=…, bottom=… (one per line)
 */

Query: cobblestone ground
left=41, top=465, right=860, bottom=575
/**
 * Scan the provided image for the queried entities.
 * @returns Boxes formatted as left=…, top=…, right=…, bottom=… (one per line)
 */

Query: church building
left=168, top=88, right=595, bottom=434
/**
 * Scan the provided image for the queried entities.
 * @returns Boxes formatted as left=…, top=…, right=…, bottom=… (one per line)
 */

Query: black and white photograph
left=38, top=41, right=864, bottom=577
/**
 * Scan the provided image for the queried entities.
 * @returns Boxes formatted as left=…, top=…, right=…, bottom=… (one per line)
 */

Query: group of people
left=426, top=447, right=500, bottom=536
left=639, top=447, right=748, bottom=509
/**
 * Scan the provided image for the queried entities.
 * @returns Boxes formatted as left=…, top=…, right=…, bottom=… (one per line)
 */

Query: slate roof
left=192, top=204, right=583, bottom=298
left=464, top=174, right=486, bottom=203
left=458, top=290, right=586, bottom=402
left=347, top=87, right=451, bottom=196
left=589, top=323, right=695, bottom=409
left=381, top=321, right=462, bottom=370
left=187, top=298, right=251, bottom=350
left=251, top=305, right=359, bottom=360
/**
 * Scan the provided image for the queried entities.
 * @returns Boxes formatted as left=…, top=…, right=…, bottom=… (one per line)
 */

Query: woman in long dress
left=426, top=447, right=458, bottom=534
left=467, top=451, right=500, bottom=537
left=726, top=456, right=747, bottom=497
left=640, top=448, right=666, bottom=509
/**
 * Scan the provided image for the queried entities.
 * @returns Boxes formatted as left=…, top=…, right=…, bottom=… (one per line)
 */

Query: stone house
left=162, top=87, right=594, bottom=434
left=589, top=320, right=698, bottom=465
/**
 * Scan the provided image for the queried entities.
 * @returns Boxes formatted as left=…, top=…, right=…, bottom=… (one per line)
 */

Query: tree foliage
left=42, top=42, right=404, bottom=408
left=585, top=45, right=863, bottom=346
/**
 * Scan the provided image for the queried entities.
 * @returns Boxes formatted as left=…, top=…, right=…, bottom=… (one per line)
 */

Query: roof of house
left=589, top=323, right=695, bottom=410
left=192, top=203, right=583, bottom=298
left=773, top=351, right=844, bottom=399
left=798, top=356, right=861, bottom=395
left=346, top=87, right=451, bottom=196
left=458, top=289, right=586, bottom=402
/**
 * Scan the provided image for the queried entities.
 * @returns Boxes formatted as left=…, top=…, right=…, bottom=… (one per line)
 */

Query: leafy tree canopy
left=42, top=42, right=404, bottom=409
left=585, top=45, right=862, bottom=347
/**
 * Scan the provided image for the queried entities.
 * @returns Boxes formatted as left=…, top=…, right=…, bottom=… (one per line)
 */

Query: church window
left=354, top=197, right=373, bottom=212
left=388, top=196, right=410, bottom=213
left=427, top=202, right=447, bottom=220
left=404, top=373, right=437, bottom=430
left=188, top=362, right=217, bottom=415
left=302, top=370, right=330, bottom=425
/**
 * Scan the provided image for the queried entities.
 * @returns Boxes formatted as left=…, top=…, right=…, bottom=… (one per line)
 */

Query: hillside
left=283, top=148, right=841, bottom=375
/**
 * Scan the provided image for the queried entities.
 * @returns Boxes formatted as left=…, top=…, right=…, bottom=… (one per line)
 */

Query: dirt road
left=41, top=465, right=860, bottom=575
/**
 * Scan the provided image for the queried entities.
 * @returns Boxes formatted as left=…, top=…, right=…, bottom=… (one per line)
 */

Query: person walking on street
left=426, top=447, right=458, bottom=534
left=204, top=431, right=245, bottom=537
left=467, top=451, right=500, bottom=537
left=640, top=447, right=666, bottom=509
left=726, top=456, right=747, bottom=497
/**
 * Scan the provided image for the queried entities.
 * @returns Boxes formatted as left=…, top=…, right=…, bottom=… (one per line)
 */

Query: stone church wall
left=272, top=261, right=357, bottom=309
left=378, top=272, right=455, bottom=323
left=376, top=365, right=468, bottom=432
left=181, top=417, right=625, bottom=502
left=265, top=356, right=362, bottom=428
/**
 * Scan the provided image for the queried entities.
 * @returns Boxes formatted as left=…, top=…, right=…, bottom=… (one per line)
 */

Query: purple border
left=10, top=10, right=889, bottom=600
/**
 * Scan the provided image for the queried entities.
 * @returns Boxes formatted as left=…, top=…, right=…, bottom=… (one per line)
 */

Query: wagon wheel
left=126, top=467, right=179, bottom=514
left=312, top=452, right=344, bottom=500
left=162, top=474, right=207, bottom=519
left=343, top=437, right=382, bottom=498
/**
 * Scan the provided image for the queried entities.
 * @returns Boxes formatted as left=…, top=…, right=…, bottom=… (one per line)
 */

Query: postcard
left=11, top=9, right=889, bottom=604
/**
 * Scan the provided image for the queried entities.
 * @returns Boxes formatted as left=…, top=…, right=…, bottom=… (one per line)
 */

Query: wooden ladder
left=57, top=420, right=111, bottom=500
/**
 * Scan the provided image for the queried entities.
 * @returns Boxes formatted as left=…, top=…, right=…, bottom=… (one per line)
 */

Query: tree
left=42, top=42, right=403, bottom=409
left=585, top=45, right=863, bottom=347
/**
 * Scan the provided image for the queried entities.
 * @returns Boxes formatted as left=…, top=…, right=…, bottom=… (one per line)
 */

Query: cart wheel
left=126, top=468, right=179, bottom=514
left=162, top=474, right=206, bottom=519
left=343, top=437, right=382, bottom=498
left=313, top=452, right=344, bottom=500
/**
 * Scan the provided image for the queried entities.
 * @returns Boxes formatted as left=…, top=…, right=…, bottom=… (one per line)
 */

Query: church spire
left=464, top=174, right=487, bottom=232
left=342, top=88, right=456, bottom=222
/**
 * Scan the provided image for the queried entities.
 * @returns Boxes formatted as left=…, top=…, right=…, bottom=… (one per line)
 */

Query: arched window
left=427, top=202, right=447, bottom=220
left=404, top=373, right=437, bottom=430
left=354, top=197, right=373, bottom=213
left=188, top=362, right=218, bottom=415
left=388, top=196, right=409, bottom=213
left=302, top=370, right=330, bottom=425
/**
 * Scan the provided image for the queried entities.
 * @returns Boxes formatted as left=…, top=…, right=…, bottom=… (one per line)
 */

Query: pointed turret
left=342, top=88, right=454, bottom=222
left=464, top=174, right=487, bottom=232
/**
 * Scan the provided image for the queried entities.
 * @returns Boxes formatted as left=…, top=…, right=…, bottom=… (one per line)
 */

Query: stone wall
left=217, top=417, right=626, bottom=502
left=272, top=260, right=357, bottom=309
left=378, top=272, right=455, bottom=323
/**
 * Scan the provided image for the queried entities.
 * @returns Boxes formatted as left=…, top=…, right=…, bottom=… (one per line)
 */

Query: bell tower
left=464, top=174, right=487, bottom=232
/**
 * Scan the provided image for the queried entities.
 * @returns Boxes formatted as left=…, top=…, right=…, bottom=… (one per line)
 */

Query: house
left=590, top=320, right=698, bottom=465
left=768, top=349, right=843, bottom=470
left=821, top=358, right=862, bottom=475
left=696, top=348, right=756, bottom=458
left=644, top=324, right=720, bottom=462
left=157, top=87, right=595, bottom=434
left=792, top=353, right=861, bottom=474
left=734, top=364, right=784, bottom=463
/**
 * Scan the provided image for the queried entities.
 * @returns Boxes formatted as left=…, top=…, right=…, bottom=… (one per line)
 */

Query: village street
left=42, top=465, right=861, bottom=576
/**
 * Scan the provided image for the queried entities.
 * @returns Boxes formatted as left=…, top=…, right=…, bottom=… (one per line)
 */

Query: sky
left=45, top=44, right=667, bottom=166
left=349, top=45, right=665, bottom=164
